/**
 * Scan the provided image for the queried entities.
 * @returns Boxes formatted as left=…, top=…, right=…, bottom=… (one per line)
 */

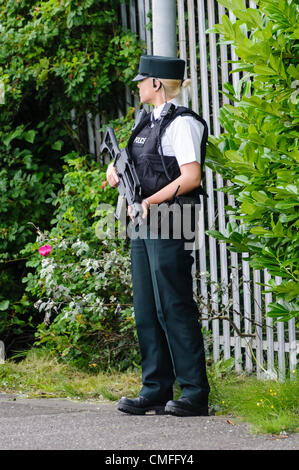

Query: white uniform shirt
left=152, top=98, right=205, bottom=167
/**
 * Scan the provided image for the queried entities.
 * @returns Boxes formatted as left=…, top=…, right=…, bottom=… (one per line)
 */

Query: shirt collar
left=153, top=98, right=179, bottom=121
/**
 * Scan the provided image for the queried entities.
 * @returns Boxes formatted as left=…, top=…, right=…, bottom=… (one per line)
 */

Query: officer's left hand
left=128, top=199, right=150, bottom=222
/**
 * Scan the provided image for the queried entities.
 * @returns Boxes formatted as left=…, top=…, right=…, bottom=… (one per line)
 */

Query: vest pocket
left=135, top=154, right=181, bottom=197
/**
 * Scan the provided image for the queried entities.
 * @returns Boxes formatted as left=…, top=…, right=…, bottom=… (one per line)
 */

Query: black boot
left=117, top=396, right=168, bottom=415
left=165, top=397, right=209, bottom=417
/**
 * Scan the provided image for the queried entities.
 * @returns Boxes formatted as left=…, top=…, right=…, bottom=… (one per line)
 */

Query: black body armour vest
left=127, top=103, right=208, bottom=201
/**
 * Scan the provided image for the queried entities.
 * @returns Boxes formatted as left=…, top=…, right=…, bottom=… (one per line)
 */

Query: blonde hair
left=158, top=78, right=192, bottom=100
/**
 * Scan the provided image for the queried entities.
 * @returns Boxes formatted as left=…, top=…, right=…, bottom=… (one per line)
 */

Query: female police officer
left=106, top=55, right=210, bottom=416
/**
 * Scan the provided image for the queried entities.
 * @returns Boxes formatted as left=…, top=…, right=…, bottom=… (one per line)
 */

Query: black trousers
left=131, top=232, right=210, bottom=404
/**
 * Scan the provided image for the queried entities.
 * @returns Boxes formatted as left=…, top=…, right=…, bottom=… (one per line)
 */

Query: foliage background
left=0, top=0, right=143, bottom=360
left=206, top=0, right=299, bottom=325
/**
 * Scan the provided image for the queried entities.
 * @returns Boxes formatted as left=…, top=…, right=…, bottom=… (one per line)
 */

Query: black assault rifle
left=100, top=127, right=143, bottom=223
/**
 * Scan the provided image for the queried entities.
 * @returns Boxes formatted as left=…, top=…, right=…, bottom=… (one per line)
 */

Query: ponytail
left=158, top=78, right=192, bottom=100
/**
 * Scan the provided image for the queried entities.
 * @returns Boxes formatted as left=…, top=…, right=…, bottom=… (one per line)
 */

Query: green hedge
left=206, top=0, right=298, bottom=324
left=0, top=0, right=143, bottom=355
left=21, top=111, right=140, bottom=371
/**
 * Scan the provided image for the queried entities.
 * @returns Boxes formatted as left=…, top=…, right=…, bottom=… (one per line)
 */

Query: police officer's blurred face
left=137, top=77, right=162, bottom=107
left=137, top=77, right=153, bottom=104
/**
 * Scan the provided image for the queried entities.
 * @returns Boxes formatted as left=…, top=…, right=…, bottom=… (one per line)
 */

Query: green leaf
left=0, top=300, right=10, bottom=311
left=24, top=130, right=36, bottom=144
left=2, top=126, right=24, bottom=146
left=275, top=201, right=299, bottom=210
left=218, top=0, right=246, bottom=11
left=254, top=65, right=277, bottom=76
left=267, top=302, right=298, bottom=321
left=221, top=14, right=235, bottom=39
left=51, top=140, right=64, bottom=151
left=275, top=281, right=299, bottom=302
left=225, top=150, right=243, bottom=162
left=250, top=227, right=271, bottom=235
left=251, top=191, right=271, bottom=204
left=206, top=230, right=229, bottom=242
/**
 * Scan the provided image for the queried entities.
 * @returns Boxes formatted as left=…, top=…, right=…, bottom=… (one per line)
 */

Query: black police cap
left=132, top=55, right=185, bottom=82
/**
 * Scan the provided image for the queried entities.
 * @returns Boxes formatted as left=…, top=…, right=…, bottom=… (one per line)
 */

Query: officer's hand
left=128, top=205, right=134, bottom=222
left=106, top=162, right=119, bottom=188
left=141, top=199, right=150, bottom=219
left=128, top=200, right=150, bottom=222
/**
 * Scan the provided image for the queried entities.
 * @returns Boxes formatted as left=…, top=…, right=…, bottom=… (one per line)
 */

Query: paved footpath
left=0, top=393, right=298, bottom=453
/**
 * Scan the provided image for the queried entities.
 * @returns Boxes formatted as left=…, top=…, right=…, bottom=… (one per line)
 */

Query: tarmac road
left=0, top=393, right=298, bottom=453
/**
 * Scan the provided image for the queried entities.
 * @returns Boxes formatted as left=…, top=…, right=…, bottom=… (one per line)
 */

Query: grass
left=0, top=349, right=141, bottom=402
left=209, top=369, right=299, bottom=435
left=0, top=348, right=298, bottom=435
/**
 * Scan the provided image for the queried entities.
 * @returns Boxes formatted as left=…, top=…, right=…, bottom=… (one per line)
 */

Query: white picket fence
left=86, top=0, right=298, bottom=381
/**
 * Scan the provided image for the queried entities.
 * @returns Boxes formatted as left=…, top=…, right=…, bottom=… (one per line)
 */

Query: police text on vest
left=134, top=136, right=147, bottom=144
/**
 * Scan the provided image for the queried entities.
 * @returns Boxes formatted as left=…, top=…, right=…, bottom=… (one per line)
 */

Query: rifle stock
left=100, top=127, right=143, bottom=223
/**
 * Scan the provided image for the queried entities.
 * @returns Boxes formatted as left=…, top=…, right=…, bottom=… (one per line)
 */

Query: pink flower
left=38, top=244, right=52, bottom=256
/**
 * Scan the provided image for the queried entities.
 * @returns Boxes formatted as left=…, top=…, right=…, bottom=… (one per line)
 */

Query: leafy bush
left=25, top=235, right=138, bottom=371
left=0, top=125, right=64, bottom=352
left=206, top=0, right=298, bottom=324
left=21, top=112, right=140, bottom=371
left=0, top=0, right=142, bottom=124
left=0, top=0, right=143, bottom=354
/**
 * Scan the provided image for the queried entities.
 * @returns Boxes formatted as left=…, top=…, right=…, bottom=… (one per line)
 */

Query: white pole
left=177, top=0, right=188, bottom=107
left=0, top=341, right=4, bottom=363
left=152, top=0, right=177, bottom=57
